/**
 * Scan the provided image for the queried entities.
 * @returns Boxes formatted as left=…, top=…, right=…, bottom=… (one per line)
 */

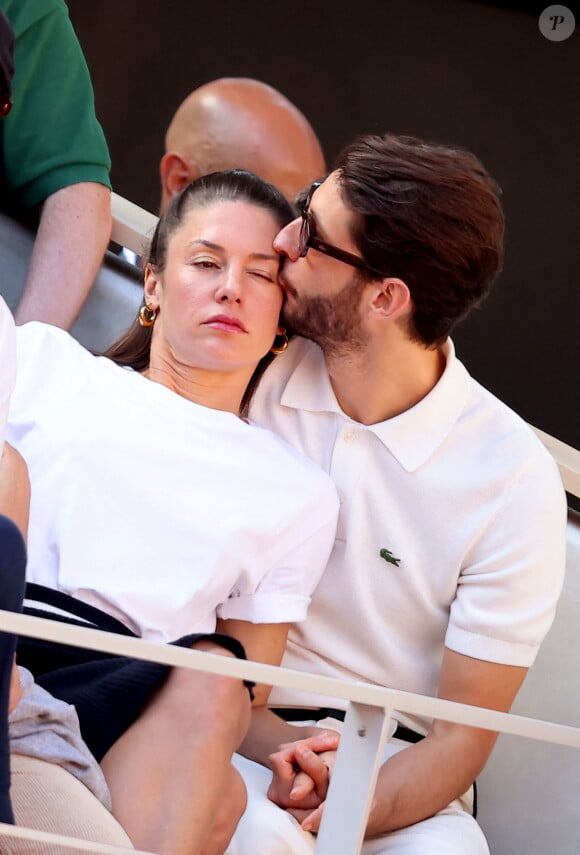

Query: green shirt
left=0, top=0, right=111, bottom=217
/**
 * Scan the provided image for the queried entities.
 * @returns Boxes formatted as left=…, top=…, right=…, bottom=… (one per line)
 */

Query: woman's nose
left=273, top=218, right=301, bottom=262
left=215, top=268, right=242, bottom=302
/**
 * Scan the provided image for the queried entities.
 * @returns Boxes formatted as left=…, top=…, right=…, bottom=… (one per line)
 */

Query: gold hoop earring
left=138, top=304, right=157, bottom=327
left=270, top=328, right=289, bottom=355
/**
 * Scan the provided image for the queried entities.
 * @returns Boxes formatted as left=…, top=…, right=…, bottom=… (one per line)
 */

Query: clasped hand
left=267, top=731, right=340, bottom=833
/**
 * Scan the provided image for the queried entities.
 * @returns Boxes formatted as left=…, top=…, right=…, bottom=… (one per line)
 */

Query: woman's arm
left=0, top=445, right=29, bottom=717
left=215, top=618, right=291, bottom=707
left=216, top=616, right=338, bottom=792
left=0, top=442, right=30, bottom=540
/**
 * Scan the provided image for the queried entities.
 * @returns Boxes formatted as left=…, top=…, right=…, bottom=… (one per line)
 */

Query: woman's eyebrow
left=250, top=253, right=279, bottom=262
left=186, top=239, right=223, bottom=251
left=185, top=240, right=277, bottom=263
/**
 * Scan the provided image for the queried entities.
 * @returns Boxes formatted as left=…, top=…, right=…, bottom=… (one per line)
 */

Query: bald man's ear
left=160, top=152, right=200, bottom=202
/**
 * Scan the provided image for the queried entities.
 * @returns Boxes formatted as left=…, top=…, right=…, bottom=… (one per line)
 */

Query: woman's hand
left=267, top=732, right=339, bottom=810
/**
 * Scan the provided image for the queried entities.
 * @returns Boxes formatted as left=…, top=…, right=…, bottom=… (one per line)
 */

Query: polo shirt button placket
left=331, top=426, right=363, bottom=541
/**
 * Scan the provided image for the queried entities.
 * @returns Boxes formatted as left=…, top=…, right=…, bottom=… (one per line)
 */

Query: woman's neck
left=143, top=361, right=249, bottom=415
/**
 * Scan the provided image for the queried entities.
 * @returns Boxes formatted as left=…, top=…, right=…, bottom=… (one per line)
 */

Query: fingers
left=287, top=802, right=325, bottom=833
left=279, top=730, right=339, bottom=754
left=267, top=731, right=340, bottom=810
left=267, top=769, right=321, bottom=810
left=302, top=803, right=324, bottom=833
left=289, top=745, right=331, bottom=800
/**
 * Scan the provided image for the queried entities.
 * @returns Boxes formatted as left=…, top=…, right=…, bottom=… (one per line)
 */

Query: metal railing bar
left=0, top=821, right=155, bottom=854
left=2, top=610, right=579, bottom=749
left=110, top=192, right=157, bottom=256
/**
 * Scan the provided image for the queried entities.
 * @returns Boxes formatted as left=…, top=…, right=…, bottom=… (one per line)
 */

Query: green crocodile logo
left=379, top=548, right=400, bottom=567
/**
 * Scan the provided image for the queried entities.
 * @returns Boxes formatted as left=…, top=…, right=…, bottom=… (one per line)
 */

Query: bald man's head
left=160, top=78, right=326, bottom=211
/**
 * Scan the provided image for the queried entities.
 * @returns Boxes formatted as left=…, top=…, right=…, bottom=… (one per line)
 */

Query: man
left=1, top=0, right=112, bottom=329
left=121, top=77, right=324, bottom=267
left=231, top=134, right=567, bottom=853
left=160, top=77, right=326, bottom=209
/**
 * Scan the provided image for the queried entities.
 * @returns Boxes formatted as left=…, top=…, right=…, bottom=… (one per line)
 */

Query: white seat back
left=478, top=513, right=580, bottom=854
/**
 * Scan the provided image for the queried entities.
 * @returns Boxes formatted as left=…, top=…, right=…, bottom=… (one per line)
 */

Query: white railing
left=110, top=193, right=158, bottom=258
left=0, top=609, right=579, bottom=855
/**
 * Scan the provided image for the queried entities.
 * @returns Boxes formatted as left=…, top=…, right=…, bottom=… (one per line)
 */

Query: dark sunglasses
left=298, top=181, right=385, bottom=278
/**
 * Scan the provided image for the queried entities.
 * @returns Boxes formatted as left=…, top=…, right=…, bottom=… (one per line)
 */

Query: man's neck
left=324, top=337, right=446, bottom=426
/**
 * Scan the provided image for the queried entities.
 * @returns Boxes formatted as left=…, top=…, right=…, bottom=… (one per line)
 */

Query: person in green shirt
left=0, top=0, right=112, bottom=329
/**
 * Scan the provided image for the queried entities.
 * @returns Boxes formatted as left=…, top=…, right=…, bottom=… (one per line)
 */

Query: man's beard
left=282, top=275, right=368, bottom=357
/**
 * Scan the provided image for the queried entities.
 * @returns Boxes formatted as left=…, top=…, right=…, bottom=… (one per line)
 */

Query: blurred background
left=66, top=0, right=579, bottom=463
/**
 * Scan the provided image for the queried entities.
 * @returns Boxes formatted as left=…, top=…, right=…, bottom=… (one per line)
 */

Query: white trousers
left=228, top=727, right=489, bottom=855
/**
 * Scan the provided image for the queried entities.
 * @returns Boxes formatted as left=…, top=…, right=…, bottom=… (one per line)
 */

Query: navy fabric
left=17, top=586, right=250, bottom=761
left=0, top=515, right=26, bottom=823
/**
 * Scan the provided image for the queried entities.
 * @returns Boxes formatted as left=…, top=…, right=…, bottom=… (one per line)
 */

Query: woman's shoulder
left=17, top=320, right=82, bottom=352
left=15, top=322, right=104, bottom=371
left=13, top=323, right=103, bottom=403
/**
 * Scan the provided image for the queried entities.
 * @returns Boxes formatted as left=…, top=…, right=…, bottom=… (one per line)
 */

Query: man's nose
left=273, top=218, right=301, bottom=262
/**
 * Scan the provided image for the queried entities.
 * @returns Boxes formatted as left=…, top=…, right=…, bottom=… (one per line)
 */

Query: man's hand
left=267, top=732, right=339, bottom=810
left=273, top=744, right=377, bottom=835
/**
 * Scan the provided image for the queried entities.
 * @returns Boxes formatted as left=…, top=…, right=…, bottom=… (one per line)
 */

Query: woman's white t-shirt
left=7, top=323, right=339, bottom=643
left=0, top=297, right=16, bottom=456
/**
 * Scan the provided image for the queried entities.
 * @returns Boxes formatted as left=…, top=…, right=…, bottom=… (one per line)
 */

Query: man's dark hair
left=334, top=134, right=505, bottom=346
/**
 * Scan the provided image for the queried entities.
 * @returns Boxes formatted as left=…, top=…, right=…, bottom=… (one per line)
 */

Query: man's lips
left=203, top=314, right=247, bottom=332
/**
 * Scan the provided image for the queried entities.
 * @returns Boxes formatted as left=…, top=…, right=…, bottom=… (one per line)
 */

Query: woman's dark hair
left=333, top=134, right=505, bottom=346
left=102, top=170, right=294, bottom=413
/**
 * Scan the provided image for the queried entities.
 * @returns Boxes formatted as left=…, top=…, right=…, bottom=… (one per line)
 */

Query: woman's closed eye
left=248, top=268, right=276, bottom=283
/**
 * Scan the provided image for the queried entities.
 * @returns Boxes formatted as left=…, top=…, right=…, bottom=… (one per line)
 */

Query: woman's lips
left=203, top=314, right=247, bottom=332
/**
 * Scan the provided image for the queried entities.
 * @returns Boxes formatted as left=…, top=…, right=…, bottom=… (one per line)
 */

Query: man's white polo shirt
left=250, top=337, right=567, bottom=725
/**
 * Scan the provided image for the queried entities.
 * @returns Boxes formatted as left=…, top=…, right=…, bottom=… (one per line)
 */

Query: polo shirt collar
left=280, top=339, right=471, bottom=472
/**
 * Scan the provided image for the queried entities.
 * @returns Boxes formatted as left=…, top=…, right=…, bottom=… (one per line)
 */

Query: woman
left=0, top=295, right=26, bottom=827
left=5, top=171, right=339, bottom=855
left=1, top=298, right=133, bottom=852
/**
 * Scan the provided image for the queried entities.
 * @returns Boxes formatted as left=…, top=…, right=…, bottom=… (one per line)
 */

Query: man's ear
left=159, top=152, right=200, bottom=201
left=368, top=277, right=412, bottom=322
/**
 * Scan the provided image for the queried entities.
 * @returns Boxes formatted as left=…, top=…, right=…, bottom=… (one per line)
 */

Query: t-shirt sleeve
left=8, top=321, right=80, bottom=440
left=0, top=296, right=16, bottom=454
left=445, top=446, right=567, bottom=667
left=217, top=477, right=339, bottom=625
left=2, top=0, right=111, bottom=213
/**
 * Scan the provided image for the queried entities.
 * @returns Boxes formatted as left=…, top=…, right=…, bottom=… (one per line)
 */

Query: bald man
left=159, top=77, right=326, bottom=209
